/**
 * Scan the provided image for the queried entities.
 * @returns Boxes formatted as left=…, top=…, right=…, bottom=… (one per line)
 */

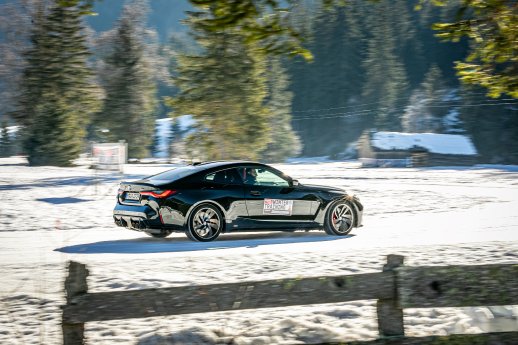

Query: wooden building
left=357, top=131, right=478, bottom=167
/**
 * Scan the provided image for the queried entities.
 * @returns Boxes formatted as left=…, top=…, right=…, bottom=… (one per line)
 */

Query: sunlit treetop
left=86, top=0, right=517, bottom=98
left=188, top=0, right=313, bottom=60
left=428, top=0, right=518, bottom=98
left=57, top=0, right=97, bottom=15
left=190, top=0, right=517, bottom=98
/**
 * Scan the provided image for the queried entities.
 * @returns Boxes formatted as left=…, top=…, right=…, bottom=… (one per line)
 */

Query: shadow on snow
left=37, top=197, right=92, bottom=204
left=0, top=174, right=145, bottom=191
left=54, top=231, right=352, bottom=254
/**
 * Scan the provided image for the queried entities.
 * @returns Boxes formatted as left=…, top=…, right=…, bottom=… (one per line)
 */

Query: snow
left=0, top=125, right=19, bottom=138
left=177, top=115, right=195, bottom=131
left=1, top=156, right=518, bottom=344
left=442, top=109, right=465, bottom=134
left=372, top=131, right=477, bottom=155
left=154, top=116, right=195, bottom=158
left=155, top=118, right=172, bottom=158
left=441, top=89, right=461, bottom=102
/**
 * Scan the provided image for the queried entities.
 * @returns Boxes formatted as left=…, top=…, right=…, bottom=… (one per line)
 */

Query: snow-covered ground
left=1, top=156, right=518, bottom=344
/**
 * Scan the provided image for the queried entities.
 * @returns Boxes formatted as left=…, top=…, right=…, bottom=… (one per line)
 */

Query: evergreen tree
left=168, top=11, right=272, bottom=161
left=93, top=0, right=157, bottom=159
left=169, top=118, right=185, bottom=159
left=459, top=87, right=518, bottom=164
left=182, top=0, right=516, bottom=97
left=433, top=0, right=518, bottom=98
left=151, top=125, right=161, bottom=158
left=261, top=58, right=302, bottom=162
left=14, top=0, right=99, bottom=166
left=0, top=120, right=12, bottom=157
left=289, top=2, right=369, bottom=156
left=0, top=0, right=36, bottom=119
left=402, top=65, right=449, bottom=133
left=361, top=0, right=409, bottom=131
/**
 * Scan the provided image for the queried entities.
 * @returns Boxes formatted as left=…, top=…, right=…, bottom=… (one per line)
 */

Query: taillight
left=117, top=188, right=123, bottom=195
left=140, top=190, right=176, bottom=198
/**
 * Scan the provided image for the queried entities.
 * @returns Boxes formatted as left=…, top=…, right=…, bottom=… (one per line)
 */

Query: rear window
left=146, top=166, right=198, bottom=182
left=204, top=168, right=243, bottom=185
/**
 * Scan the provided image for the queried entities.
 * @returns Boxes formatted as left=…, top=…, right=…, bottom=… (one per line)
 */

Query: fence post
left=62, top=261, right=89, bottom=345
left=376, top=254, right=405, bottom=337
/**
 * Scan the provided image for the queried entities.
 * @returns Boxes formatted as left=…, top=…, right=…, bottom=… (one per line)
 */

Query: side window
left=204, top=168, right=243, bottom=185
left=242, top=167, right=289, bottom=187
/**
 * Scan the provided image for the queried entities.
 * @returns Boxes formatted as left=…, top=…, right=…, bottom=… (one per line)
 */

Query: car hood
left=300, top=183, right=347, bottom=194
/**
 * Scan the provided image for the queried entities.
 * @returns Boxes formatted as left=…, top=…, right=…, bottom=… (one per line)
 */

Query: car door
left=201, top=168, right=248, bottom=221
left=240, top=165, right=315, bottom=223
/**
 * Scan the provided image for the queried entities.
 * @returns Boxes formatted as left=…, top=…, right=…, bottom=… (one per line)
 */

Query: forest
left=0, top=0, right=516, bottom=164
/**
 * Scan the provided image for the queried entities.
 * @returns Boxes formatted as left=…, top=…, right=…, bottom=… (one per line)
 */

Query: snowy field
left=1, top=156, right=518, bottom=344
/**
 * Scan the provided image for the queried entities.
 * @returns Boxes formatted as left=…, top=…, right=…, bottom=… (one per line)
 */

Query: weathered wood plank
left=398, top=264, right=518, bottom=308
left=318, top=331, right=518, bottom=344
left=63, top=272, right=394, bottom=323
left=377, top=255, right=405, bottom=337
left=62, top=261, right=88, bottom=345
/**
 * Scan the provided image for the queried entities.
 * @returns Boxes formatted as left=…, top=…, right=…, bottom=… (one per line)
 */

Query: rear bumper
left=113, top=203, right=185, bottom=233
left=113, top=216, right=161, bottom=231
left=113, top=203, right=162, bottom=232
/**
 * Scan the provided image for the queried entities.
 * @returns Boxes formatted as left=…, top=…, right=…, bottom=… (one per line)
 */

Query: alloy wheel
left=331, top=203, right=354, bottom=233
left=192, top=207, right=221, bottom=239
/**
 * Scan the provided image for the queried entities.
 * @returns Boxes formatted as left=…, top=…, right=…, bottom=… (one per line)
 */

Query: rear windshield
left=146, top=166, right=198, bottom=182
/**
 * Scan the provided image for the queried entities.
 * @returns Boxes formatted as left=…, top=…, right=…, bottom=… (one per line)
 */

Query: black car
left=113, top=161, right=363, bottom=241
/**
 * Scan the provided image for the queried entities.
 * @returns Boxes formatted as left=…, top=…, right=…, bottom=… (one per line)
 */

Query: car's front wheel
left=324, top=199, right=355, bottom=236
left=186, top=203, right=223, bottom=242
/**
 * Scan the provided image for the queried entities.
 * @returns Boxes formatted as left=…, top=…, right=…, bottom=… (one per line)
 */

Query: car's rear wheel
left=324, top=199, right=355, bottom=236
left=186, top=203, right=223, bottom=242
left=146, top=230, right=172, bottom=238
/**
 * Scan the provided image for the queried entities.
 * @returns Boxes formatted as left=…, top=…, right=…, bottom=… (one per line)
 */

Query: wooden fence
left=61, top=255, right=518, bottom=344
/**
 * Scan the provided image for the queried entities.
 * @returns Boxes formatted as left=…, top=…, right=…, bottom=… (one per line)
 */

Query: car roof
left=142, top=161, right=282, bottom=185
left=189, top=161, right=269, bottom=172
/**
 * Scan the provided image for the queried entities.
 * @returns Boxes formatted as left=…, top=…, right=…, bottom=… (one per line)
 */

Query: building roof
left=371, top=132, right=477, bottom=156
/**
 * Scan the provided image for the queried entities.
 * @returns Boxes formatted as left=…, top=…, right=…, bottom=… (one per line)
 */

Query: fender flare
left=184, top=200, right=227, bottom=230
left=317, top=195, right=360, bottom=227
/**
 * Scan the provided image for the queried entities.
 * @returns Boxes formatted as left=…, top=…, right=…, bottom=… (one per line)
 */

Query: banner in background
left=92, top=142, right=127, bottom=171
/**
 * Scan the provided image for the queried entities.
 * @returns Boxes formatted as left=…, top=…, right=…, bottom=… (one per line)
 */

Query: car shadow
left=37, top=197, right=92, bottom=204
left=54, top=231, right=354, bottom=254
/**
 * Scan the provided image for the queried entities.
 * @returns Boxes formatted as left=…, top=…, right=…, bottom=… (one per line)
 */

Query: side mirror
left=291, top=179, right=300, bottom=187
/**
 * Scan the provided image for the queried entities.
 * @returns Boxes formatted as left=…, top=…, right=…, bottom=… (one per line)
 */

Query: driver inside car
left=244, top=168, right=258, bottom=185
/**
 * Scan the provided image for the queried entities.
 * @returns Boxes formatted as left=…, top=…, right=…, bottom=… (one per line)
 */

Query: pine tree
left=402, top=65, right=448, bottom=133
left=289, top=2, right=370, bottom=156
left=432, top=0, right=518, bottom=98
left=261, top=58, right=301, bottom=162
left=361, top=0, right=409, bottom=131
left=287, top=0, right=419, bottom=155
left=151, top=123, right=161, bottom=158
left=459, top=86, right=518, bottom=164
left=15, top=0, right=99, bottom=166
left=168, top=118, right=183, bottom=159
left=168, top=11, right=272, bottom=161
left=0, top=120, right=12, bottom=157
left=93, top=0, right=157, bottom=159
left=0, top=0, right=35, bottom=119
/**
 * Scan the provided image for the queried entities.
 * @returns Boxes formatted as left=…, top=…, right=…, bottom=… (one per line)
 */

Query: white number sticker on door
left=263, top=199, right=293, bottom=216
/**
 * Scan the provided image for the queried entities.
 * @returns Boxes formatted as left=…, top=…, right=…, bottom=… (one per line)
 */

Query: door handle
left=250, top=190, right=261, bottom=196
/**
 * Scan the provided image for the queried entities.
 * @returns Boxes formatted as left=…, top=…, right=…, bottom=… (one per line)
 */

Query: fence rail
left=61, top=255, right=518, bottom=344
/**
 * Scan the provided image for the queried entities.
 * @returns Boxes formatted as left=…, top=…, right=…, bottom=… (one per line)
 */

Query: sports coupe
left=113, top=161, right=363, bottom=241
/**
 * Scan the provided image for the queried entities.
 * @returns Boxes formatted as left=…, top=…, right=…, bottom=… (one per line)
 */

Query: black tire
left=146, top=230, right=172, bottom=238
left=324, top=199, right=355, bottom=236
left=186, top=203, right=223, bottom=242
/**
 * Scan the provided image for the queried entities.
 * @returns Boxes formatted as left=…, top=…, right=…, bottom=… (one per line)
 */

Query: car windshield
left=145, top=165, right=197, bottom=182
